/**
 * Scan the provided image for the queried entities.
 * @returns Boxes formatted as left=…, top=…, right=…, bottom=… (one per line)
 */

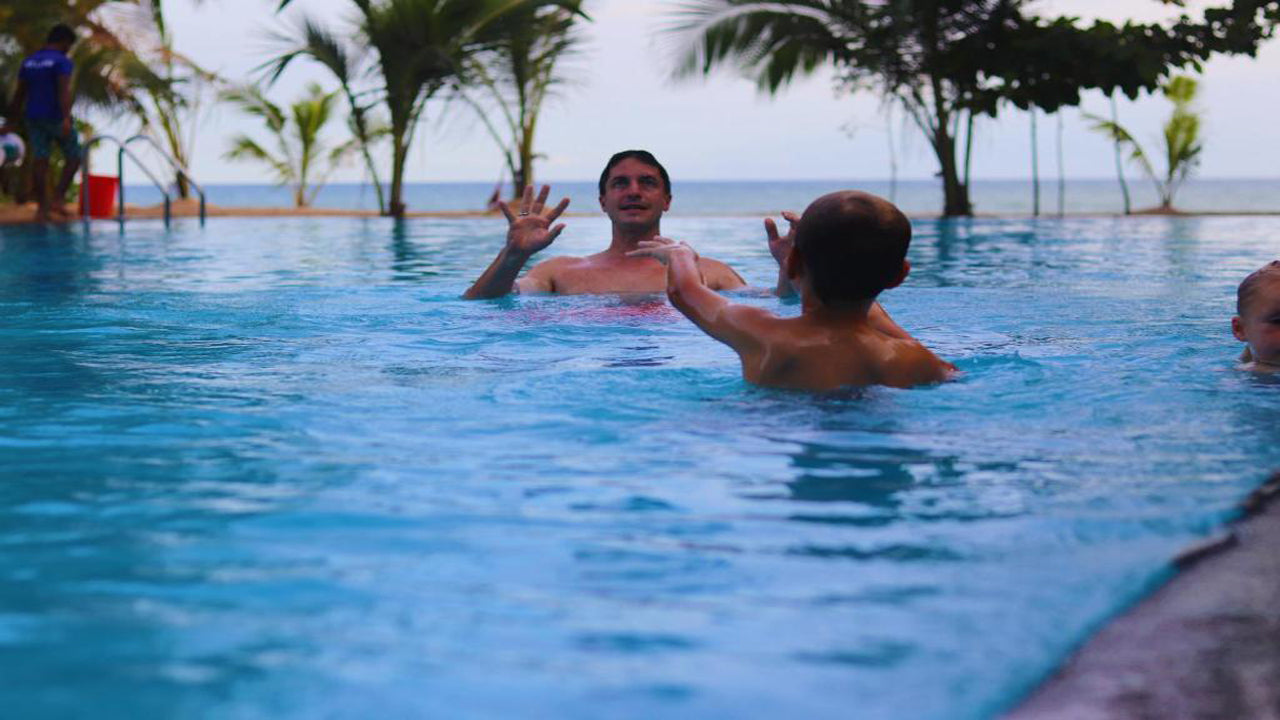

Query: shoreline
left=5, top=200, right=1280, bottom=226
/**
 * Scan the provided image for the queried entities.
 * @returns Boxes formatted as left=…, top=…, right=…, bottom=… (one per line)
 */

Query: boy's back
left=632, top=190, right=954, bottom=392
left=735, top=309, right=952, bottom=390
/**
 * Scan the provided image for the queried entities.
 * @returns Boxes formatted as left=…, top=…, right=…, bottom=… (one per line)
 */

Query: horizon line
left=123, top=176, right=1280, bottom=187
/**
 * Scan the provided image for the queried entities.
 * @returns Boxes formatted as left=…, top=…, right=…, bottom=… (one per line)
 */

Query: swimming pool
left=1, top=214, right=1277, bottom=718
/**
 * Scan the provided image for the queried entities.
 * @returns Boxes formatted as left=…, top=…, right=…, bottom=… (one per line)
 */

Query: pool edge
left=1004, top=471, right=1280, bottom=720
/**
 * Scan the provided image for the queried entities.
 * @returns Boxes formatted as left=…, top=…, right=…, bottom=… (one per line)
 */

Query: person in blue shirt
left=3, top=25, right=81, bottom=222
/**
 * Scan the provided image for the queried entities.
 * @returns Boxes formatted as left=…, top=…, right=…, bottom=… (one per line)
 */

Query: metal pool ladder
left=80, top=134, right=206, bottom=227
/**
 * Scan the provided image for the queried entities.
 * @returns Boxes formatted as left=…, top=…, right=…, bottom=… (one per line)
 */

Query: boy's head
left=46, top=24, right=76, bottom=50
left=1233, top=260, right=1280, bottom=365
left=598, top=150, right=670, bottom=196
left=790, top=191, right=911, bottom=305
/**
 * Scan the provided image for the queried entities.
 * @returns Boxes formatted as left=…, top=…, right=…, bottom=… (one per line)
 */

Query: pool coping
left=5, top=201, right=1280, bottom=225
left=1004, top=470, right=1280, bottom=719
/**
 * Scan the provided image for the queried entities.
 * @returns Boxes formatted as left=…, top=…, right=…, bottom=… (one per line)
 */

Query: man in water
left=3, top=24, right=82, bottom=222
left=464, top=150, right=746, bottom=298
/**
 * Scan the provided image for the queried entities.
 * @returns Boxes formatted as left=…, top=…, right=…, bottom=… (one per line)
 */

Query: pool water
left=1, top=214, right=1278, bottom=719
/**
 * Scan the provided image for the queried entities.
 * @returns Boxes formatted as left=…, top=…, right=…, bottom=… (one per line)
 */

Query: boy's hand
left=499, top=184, right=570, bottom=257
left=764, top=211, right=799, bottom=266
left=628, top=237, right=698, bottom=266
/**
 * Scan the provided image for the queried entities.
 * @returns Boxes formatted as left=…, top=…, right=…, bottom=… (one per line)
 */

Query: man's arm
left=463, top=184, right=569, bottom=299
left=700, top=258, right=747, bottom=291
left=765, top=211, right=800, bottom=298
left=630, top=238, right=772, bottom=355
left=57, top=74, right=72, bottom=136
left=870, top=302, right=913, bottom=340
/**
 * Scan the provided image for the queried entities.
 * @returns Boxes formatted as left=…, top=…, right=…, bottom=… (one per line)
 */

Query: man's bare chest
left=551, top=263, right=668, bottom=295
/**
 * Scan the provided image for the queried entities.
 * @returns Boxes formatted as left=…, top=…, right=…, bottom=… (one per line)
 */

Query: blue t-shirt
left=19, top=48, right=73, bottom=121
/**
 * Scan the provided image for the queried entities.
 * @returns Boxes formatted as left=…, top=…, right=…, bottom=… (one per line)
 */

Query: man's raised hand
left=764, top=210, right=799, bottom=267
left=500, top=184, right=570, bottom=256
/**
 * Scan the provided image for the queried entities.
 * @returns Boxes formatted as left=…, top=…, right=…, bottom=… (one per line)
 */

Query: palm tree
left=461, top=3, right=586, bottom=199
left=262, top=17, right=389, bottom=213
left=1085, top=75, right=1203, bottom=212
left=222, top=83, right=358, bottom=208
left=265, top=0, right=582, bottom=219
left=2, top=1, right=171, bottom=121
left=1, top=1, right=174, bottom=204
left=668, top=0, right=1003, bottom=217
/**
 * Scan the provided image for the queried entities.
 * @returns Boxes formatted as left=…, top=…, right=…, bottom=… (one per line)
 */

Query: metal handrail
left=79, top=134, right=206, bottom=227
left=124, top=134, right=206, bottom=225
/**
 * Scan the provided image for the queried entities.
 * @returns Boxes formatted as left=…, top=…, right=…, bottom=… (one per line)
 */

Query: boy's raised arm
left=629, top=238, right=770, bottom=355
left=463, top=185, right=569, bottom=299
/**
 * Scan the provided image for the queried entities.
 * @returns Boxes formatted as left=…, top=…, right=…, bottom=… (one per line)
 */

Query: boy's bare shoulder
left=878, top=336, right=956, bottom=387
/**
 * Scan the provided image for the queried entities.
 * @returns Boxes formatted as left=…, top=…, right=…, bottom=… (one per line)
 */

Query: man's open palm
left=501, top=184, right=570, bottom=256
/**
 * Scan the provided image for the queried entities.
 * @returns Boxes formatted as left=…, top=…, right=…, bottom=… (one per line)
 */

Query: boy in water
left=630, top=190, right=955, bottom=391
left=1233, top=260, right=1280, bottom=372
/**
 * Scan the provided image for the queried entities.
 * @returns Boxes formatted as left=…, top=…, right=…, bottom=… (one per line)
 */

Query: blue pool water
left=2, top=214, right=1279, bottom=718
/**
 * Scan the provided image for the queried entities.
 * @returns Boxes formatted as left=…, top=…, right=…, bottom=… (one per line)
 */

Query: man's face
left=599, top=157, right=671, bottom=231
left=1235, top=278, right=1280, bottom=366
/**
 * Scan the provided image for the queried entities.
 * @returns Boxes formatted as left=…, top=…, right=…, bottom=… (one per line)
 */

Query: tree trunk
left=933, top=125, right=971, bottom=217
left=1056, top=112, right=1065, bottom=217
left=349, top=102, right=386, bottom=214
left=388, top=128, right=408, bottom=218
left=1030, top=109, right=1040, bottom=217
left=515, top=131, right=533, bottom=200
left=1110, top=95, right=1132, bottom=215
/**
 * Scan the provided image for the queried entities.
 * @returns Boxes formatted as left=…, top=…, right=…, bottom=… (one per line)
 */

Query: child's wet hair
left=1236, top=260, right=1280, bottom=315
left=794, top=191, right=911, bottom=304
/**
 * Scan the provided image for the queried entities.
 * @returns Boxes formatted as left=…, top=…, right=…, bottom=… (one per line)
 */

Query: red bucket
left=79, top=174, right=118, bottom=218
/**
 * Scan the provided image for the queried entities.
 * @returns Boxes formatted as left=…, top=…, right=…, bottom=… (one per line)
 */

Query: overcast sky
left=90, top=0, right=1280, bottom=184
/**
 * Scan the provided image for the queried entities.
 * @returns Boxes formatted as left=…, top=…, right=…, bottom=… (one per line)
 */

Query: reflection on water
left=388, top=219, right=443, bottom=282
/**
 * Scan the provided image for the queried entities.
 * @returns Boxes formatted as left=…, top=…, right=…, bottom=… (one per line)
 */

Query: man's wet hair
left=47, top=24, right=76, bottom=46
left=794, top=191, right=912, bottom=305
left=1237, top=260, right=1280, bottom=315
left=598, top=150, right=671, bottom=196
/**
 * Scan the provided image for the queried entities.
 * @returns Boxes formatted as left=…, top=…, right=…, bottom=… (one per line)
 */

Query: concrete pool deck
left=1006, top=471, right=1280, bottom=719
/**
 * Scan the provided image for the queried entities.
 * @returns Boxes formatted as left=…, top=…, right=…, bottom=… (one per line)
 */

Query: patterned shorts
left=27, top=119, right=82, bottom=160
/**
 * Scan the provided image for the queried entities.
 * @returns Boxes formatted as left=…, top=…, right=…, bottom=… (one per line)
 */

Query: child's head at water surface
left=790, top=191, right=912, bottom=306
left=1233, top=260, right=1280, bottom=367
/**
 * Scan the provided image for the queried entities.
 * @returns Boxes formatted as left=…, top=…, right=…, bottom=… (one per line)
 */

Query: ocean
left=120, top=178, right=1280, bottom=217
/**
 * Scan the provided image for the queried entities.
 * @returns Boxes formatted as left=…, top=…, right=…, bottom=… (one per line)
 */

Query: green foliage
left=222, top=83, right=358, bottom=207
left=462, top=2, right=587, bottom=198
left=263, top=16, right=389, bottom=212
left=266, top=0, right=584, bottom=217
left=0, top=0, right=185, bottom=205
left=669, top=0, right=1278, bottom=217
left=1084, top=75, right=1204, bottom=210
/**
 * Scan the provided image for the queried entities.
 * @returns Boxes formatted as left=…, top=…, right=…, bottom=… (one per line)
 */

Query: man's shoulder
left=21, top=49, right=71, bottom=72
left=696, top=255, right=746, bottom=289
left=529, top=254, right=587, bottom=271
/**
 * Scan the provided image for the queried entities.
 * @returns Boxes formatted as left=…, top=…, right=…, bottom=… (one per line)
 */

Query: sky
left=88, top=0, right=1280, bottom=184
